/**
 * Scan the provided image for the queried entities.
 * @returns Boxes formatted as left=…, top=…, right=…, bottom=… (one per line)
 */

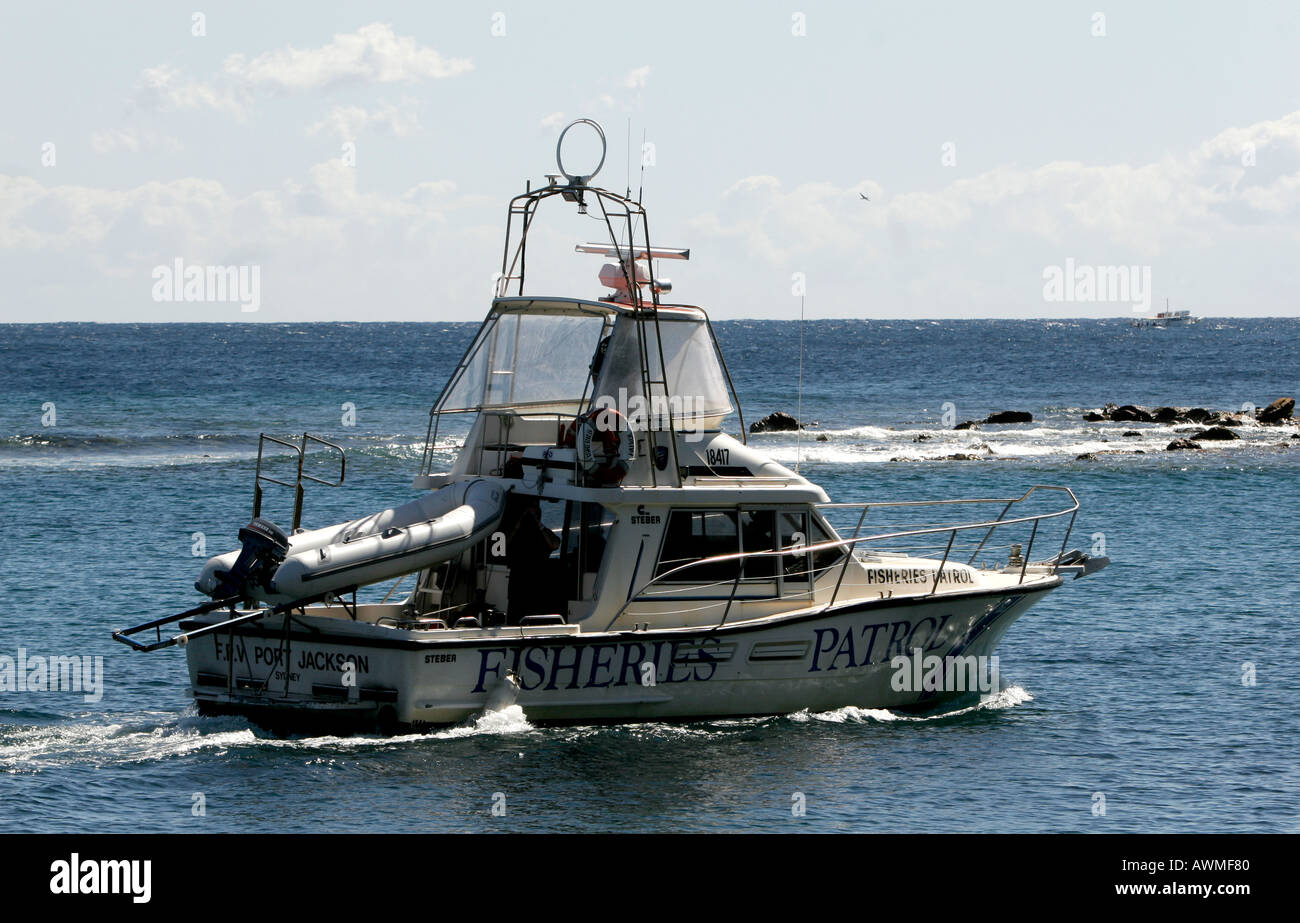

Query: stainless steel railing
left=603, top=485, right=1080, bottom=630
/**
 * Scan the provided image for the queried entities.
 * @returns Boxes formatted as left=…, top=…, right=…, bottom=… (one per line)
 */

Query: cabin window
left=776, top=512, right=845, bottom=584
left=779, top=512, right=811, bottom=583
left=566, top=502, right=612, bottom=574
left=740, top=510, right=777, bottom=578
left=809, top=515, right=845, bottom=576
left=655, top=510, right=740, bottom=582
left=655, top=508, right=839, bottom=589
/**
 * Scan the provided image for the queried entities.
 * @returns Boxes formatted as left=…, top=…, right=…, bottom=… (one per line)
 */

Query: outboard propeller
left=204, top=517, right=290, bottom=602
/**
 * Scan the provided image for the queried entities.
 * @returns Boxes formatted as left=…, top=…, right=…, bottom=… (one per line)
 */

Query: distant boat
left=1133, top=299, right=1200, bottom=328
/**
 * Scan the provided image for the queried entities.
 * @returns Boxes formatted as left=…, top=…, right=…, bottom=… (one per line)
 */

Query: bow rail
left=605, top=485, right=1090, bottom=631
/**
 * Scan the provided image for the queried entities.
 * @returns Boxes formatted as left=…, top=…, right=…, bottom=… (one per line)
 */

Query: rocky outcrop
left=954, top=420, right=980, bottom=430
left=1108, top=404, right=1155, bottom=423
left=749, top=411, right=801, bottom=433
left=1086, top=398, right=1300, bottom=427
left=1191, top=426, right=1239, bottom=441
left=1166, top=439, right=1202, bottom=451
left=1258, top=397, right=1295, bottom=424
left=983, top=410, right=1033, bottom=424
left=1078, top=449, right=1145, bottom=460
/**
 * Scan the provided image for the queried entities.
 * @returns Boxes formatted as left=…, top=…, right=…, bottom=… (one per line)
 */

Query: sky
left=1, top=0, right=1298, bottom=322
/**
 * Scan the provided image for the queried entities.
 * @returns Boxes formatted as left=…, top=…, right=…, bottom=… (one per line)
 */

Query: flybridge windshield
left=436, top=310, right=608, bottom=412
left=434, top=302, right=734, bottom=425
left=593, top=313, right=734, bottom=424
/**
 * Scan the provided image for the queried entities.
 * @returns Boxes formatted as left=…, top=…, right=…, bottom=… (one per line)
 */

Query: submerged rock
left=954, top=420, right=980, bottom=430
left=1082, top=411, right=1106, bottom=422
left=1191, top=426, right=1239, bottom=441
left=1166, top=439, right=1202, bottom=451
left=1078, top=449, right=1142, bottom=460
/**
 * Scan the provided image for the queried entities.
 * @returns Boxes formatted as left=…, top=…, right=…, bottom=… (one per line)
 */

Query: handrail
left=602, top=485, right=1079, bottom=631
left=299, top=434, right=346, bottom=487
left=253, top=432, right=347, bottom=531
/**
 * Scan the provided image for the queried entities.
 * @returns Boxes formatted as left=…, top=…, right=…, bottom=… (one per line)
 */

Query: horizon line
left=1, top=315, right=1295, bottom=325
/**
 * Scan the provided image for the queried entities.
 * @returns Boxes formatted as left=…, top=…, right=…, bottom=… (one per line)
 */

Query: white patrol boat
left=114, top=120, right=1108, bottom=732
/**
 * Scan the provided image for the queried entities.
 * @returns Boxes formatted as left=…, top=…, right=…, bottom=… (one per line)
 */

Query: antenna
left=626, top=117, right=632, bottom=199
left=637, top=128, right=647, bottom=203
left=795, top=295, right=805, bottom=473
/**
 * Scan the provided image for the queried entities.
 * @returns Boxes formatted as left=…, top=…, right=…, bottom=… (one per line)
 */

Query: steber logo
left=49, top=853, right=151, bottom=903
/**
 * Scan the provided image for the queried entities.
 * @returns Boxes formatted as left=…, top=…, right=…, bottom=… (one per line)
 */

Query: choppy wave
left=759, top=419, right=1299, bottom=465
left=788, top=684, right=1033, bottom=724
left=0, top=705, right=535, bottom=773
left=0, top=431, right=455, bottom=471
left=0, top=689, right=1040, bottom=773
left=4, top=412, right=1296, bottom=473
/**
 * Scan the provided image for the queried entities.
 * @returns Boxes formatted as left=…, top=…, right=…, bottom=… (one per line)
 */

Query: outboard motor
left=202, top=518, right=290, bottom=602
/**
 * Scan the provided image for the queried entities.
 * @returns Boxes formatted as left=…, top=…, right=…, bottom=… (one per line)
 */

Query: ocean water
left=1, top=318, right=1297, bottom=833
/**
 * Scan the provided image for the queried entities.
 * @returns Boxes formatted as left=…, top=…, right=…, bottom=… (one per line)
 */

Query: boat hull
left=183, top=581, right=1058, bottom=732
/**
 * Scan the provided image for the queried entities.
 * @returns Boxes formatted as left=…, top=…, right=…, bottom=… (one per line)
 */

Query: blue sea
left=1, top=318, right=1297, bottom=833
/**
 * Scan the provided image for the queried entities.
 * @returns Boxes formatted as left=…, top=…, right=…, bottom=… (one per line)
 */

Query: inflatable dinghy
left=195, top=478, right=506, bottom=606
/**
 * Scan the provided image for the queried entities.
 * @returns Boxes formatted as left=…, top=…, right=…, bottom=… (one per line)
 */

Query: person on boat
left=505, top=495, right=561, bottom=624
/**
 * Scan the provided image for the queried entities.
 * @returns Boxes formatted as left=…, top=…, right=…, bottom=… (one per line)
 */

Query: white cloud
left=306, top=99, right=421, bottom=140
left=539, top=111, right=566, bottom=131
left=90, top=127, right=183, bottom=155
left=684, top=111, right=1300, bottom=316
left=0, top=160, right=499, bottom=321
left=90, top=130, right=140, bottom=154
left=7, top=110, right=1300, bottom=321
left=223, top=22, right=472, bottom=92
left=623, top=65, right=651, bottom=90
left=694, top=110, right=1300, bottom=264
left=131, top=24, right=470, bottom=128
left=135, top=65, right=248, bottom=118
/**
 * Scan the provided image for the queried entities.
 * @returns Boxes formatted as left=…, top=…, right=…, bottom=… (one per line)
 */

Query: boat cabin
left=411, top=294, right=846, bottom=630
